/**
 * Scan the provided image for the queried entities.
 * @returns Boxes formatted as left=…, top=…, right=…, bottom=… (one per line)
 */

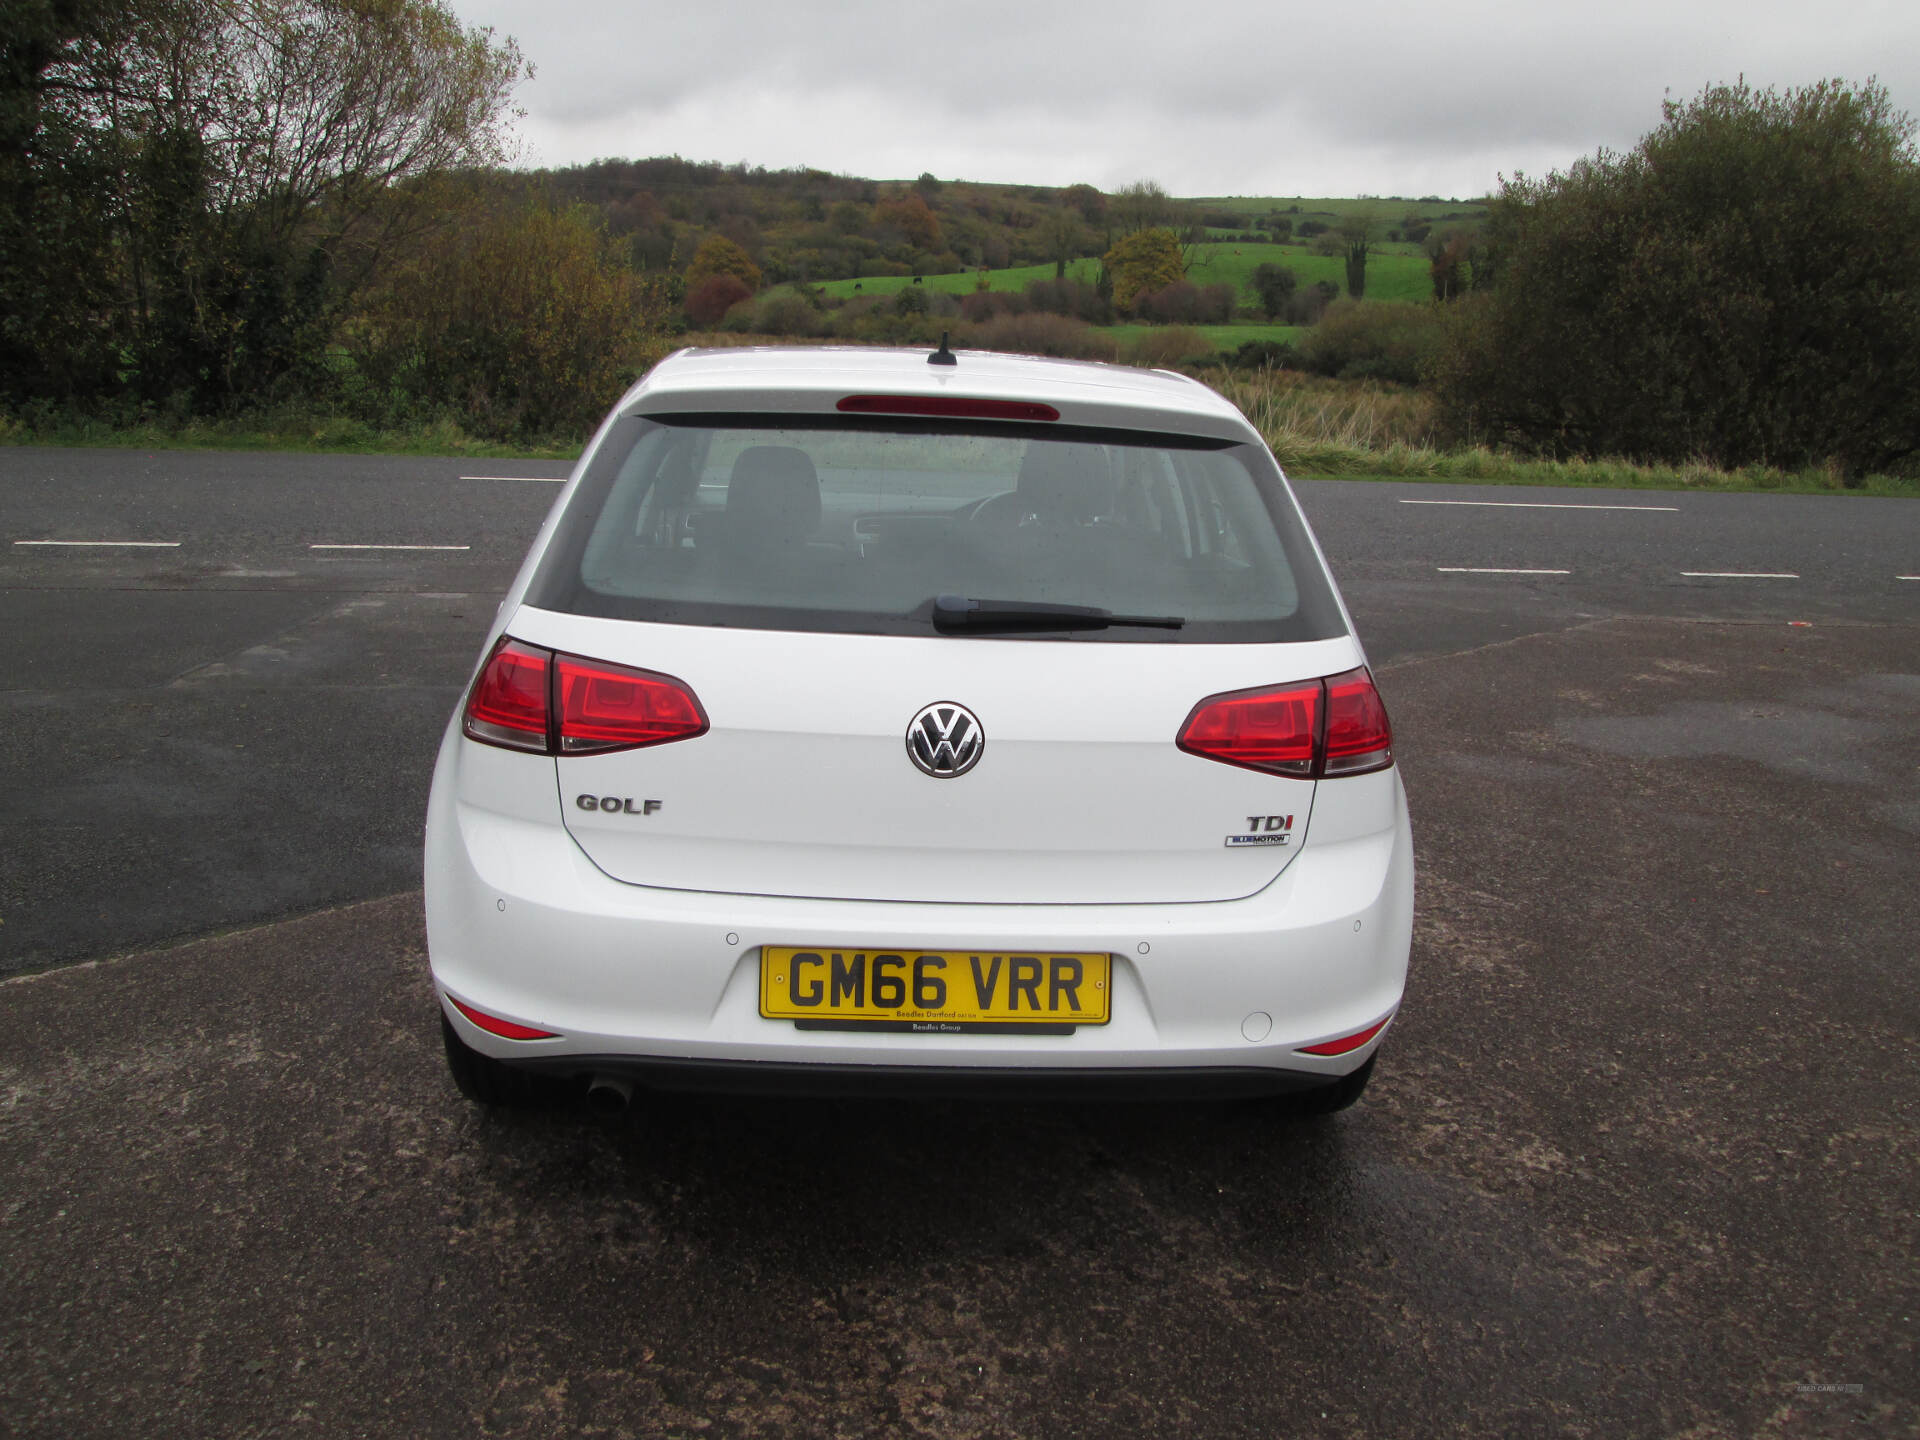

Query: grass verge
left=0, top=409, right=580, bottom=461
left=6, top=363, right=1913, bottom=497
left=1276, top=446, right=1919, bottom=497
left=1286, top=458, right=1919, bottom=497
left=1211, top=369, right=1917, bottom=496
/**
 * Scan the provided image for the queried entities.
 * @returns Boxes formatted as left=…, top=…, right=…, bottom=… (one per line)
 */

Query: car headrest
left=1016, top=442, right=1112, bottom=523
left=726, top=446, right=821, bottom=544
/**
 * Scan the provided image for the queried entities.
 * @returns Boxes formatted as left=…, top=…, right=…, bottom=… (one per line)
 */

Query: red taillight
left=556, top=654, right=708, bottom=754
left=1176, top=681, right=1321, bottom=777
left=447, top=995, right=559, bottom=1041
left=836, top=394, right=1061, bottom=422
left=1176, top=668, right=1392, bottom=779
left=1298, top=1017, right=1390, bottom=1056
left=1321, top=667, right=1394, bottom=776
left=462, top=638, right=708, bottom=756
left=463, top=638, right=550, bottom=752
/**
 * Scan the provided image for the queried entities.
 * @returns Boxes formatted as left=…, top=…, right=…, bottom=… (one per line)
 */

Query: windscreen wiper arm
left=928, top=594, right=1185, bottom=633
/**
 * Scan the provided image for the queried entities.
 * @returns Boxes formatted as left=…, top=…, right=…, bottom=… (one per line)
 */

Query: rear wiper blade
left=929, top=594, right=1185, bottom=633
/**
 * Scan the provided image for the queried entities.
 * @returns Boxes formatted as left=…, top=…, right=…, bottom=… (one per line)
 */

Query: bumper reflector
left=447, top=995, right=559, bottom=1041
left=1298, top=1018, right=1390, bottom=1056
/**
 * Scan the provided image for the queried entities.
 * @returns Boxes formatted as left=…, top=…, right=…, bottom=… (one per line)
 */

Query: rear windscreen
left=526, top=414, right=1347, bottom=643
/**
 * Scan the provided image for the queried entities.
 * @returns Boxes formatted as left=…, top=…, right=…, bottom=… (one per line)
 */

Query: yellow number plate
left=760, top=948, right=1112, bottom=1033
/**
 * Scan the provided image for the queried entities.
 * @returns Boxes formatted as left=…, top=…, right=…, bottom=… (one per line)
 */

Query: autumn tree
left=1061, top=183, right=1106, bottom=223
left=1102, top=228, right=1185, bottom=314
left=872, top=192, right=942, bottom=251
left=349, top=194, right=666, bottom=439
left=684, top=233, right=762, bottom=292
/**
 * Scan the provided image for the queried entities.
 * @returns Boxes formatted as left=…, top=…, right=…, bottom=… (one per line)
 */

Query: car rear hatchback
left=426, top=343, right=1412, bottom=1111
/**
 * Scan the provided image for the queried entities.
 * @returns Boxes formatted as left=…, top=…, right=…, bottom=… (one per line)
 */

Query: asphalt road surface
left=4, top=446, right=1914, bottom=977
left=2, top=446, right=1916, bottom=1437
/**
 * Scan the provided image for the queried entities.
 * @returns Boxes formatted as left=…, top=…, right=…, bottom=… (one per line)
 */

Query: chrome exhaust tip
left=585, top=1074, right=634, bottom=1115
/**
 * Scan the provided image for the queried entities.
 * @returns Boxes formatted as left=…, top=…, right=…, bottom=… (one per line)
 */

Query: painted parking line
left=1401, top=500, right=1679, bottom=511
left=309, top=544, right=471, bottom=552
left=458, top=474, right=567, bottom=483
left=13, top=539, right=181, bottom=548
left=1899, top=575, right=1920, bottom=581
left=1679, top=571, right=1798, bottom=579
left=1435, top=567, right=1572, bottom=575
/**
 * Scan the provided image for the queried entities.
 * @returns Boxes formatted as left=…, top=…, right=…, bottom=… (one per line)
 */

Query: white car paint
left=425, top=345, right=1413, bottom=1095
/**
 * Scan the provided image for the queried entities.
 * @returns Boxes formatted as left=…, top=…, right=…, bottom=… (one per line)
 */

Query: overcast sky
left=449, top=1, right=1919, bottom=199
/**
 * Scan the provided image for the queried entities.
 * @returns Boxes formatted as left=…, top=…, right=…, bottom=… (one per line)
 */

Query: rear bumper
left=424, top=733, right=1414, bottom=1083
left=511, top=1054, right=1351, bottom=1100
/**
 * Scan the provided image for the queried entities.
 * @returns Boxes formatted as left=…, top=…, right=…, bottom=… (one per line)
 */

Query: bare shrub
left=686, top=273, right=752, bottom=327
left=1122, top=326, right=1213, bottom=368
left=959, top=290, right=1024, bottom=323
left=825, top=297, right=941, bottom=345
left=1135, top=281, right=1199, bottom=324
left=1136, top=281, right=1235, bottom=325
left=1283, top=281, right=1339, bottom=326
left=1023, top=277, right=1114, bottom=324
left=750, top=291, right=829, bottom=337
left=957, top=312, right=1119, bottom=361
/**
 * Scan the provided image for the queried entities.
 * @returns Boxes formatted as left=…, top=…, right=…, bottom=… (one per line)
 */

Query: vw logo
left=906, top=701, right=984, bottom=778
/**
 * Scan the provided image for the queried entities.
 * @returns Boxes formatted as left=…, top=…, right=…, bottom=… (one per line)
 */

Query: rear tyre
left=440, top=1016, right=552, bottom=1108
left=1287, top=1054, right=1376, bottom=1117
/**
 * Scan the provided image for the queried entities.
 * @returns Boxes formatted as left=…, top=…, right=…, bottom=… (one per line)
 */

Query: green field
left=815, top=261, right=1102, bottom=300
left=1190, top=195, right=1492, bottom=222
left=1181, top=243, right=1432, bottom=305
left=816, top=243, right=1433, bottom=308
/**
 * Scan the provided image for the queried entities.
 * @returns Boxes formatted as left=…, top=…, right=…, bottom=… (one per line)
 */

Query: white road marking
left=14, top=539, right=180, bottom=548
left=458, top=474, right=567, bottom=483
left=1436, top=567, right=1572, bottom=575
left=1401, top=499, right=1679, bottom=511
left=1898, top=575, right=1920, bottom=581
left=1680, top=571, right=1798, bottom=579
left=309, top=543, right=471, bottom=551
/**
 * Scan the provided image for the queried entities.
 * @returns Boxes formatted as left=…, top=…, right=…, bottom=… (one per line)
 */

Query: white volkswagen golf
left=425, top=341, right=1413, bottom=1114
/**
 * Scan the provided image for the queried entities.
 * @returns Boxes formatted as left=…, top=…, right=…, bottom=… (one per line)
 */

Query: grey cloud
left=458, top=0, right=1920, bottom=190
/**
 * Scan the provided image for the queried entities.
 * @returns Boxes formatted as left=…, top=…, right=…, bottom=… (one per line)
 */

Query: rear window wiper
left=928, top=594, right=1185, bottom=633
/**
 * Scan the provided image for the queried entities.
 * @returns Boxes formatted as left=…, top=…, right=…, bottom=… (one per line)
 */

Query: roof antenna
left=928, top=331, right=957, bottom=366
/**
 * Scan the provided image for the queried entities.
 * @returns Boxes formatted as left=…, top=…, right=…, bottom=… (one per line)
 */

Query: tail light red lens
left=1177, top=668, right=1392, bottom=779
left=463, top=639, right=551, bottom=753
left=1321, top=667, right=1394, bottom=775
left=462, top=637, right=708, bottom=756
left=556, top=654, right=709, bottom=753
left=1176, top=681, right=1321, bottom=776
